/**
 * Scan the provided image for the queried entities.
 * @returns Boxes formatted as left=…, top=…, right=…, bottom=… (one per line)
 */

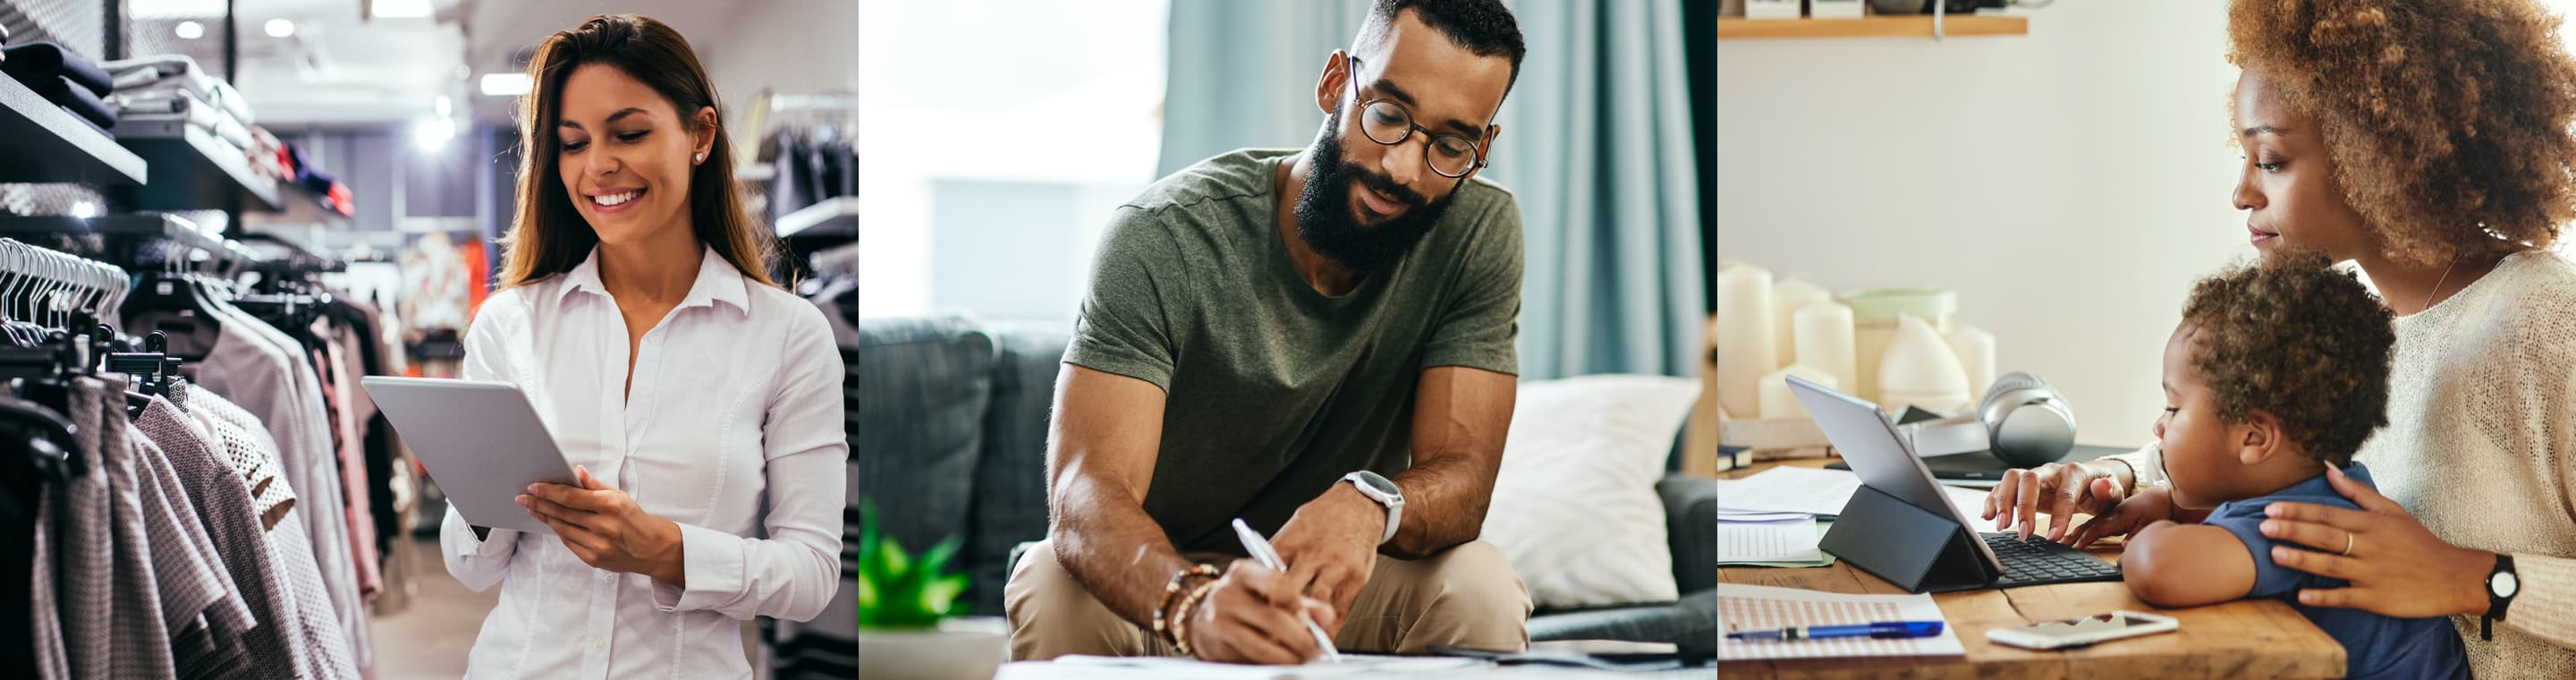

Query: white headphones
left=1898, top=371, right=2079, bottom=467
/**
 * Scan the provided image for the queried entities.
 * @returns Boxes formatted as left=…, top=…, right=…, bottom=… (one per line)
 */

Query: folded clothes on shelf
left=247, top=126, right=291, bottom=181
left=22, top=74, right=117, bottom=133
left=100, top=54, right=255, bottom=125
left=112, top=86, right=254, bottom=149
left=1, top=42, right=112, bottom=98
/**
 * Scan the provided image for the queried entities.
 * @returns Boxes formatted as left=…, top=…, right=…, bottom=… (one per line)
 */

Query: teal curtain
left=1157, top=2, right=1366, bottom=178
left=1157, top=0, right=1707, bottom=379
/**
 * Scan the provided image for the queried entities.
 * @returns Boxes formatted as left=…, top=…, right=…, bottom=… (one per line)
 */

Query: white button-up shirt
left=440, top=246, right=847, bottom=679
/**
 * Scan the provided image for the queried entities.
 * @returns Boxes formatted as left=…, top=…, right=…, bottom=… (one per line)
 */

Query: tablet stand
left=1818, top=485, right=1998, bottom=593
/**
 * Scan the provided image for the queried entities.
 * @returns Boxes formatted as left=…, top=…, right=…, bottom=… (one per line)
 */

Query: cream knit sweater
left=2110, top=250, right=2576, bottom=677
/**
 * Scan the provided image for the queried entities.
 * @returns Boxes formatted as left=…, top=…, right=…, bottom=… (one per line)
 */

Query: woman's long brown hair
left=497, top=13, right=775, bottom=290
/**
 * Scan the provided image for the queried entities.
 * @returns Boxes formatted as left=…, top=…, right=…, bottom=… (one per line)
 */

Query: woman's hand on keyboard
left=2063, top=484, right=2179, bottom=548
left=1986, top=461, right=2128, bottom=541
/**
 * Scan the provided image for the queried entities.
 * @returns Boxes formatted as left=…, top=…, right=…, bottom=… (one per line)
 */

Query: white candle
left=1946, top=325, right=1996, bottom=403
left=1792, top=301, right=1856, bottom=398
left=1771, top=276, right=1831, bottom=369
left=1878, top=314, right=1972, bottom=415
left=1716, top=265, right=1776, bottom=419
left=1758, top=364, right=1838, bottom=419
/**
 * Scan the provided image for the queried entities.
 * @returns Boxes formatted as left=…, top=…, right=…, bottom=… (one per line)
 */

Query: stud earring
left=694, top=152, right=706, bottom=164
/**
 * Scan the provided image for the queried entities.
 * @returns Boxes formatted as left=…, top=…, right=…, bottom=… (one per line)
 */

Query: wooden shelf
left=0, top=75, right=148, bottom=185
left=114, top=117, right=284, bottom=213
left=1716, top=15, right=2028, bottom=39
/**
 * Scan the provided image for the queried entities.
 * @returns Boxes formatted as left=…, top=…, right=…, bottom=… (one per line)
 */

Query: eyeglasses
left=1343, top=55, right=1490, bottom=178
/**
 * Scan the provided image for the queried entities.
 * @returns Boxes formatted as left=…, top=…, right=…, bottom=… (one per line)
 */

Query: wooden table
left=1718, top=460, right=2345, bottom=679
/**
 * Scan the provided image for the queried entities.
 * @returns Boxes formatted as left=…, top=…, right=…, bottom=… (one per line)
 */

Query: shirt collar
left=558, top=245, right=752, bottom=313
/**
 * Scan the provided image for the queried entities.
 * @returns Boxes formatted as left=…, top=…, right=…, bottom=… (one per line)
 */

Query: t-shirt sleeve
left=2202, top=500, right=2314, bottom=599
left=1420, top=191, right=1523, bottom=376
left=1063, top=207, right=1182, bottom=391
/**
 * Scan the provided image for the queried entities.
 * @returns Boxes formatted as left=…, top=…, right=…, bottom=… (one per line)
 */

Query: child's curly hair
left=2228, top=0, right=2576, bottom=266
left=2179, top=253, right=2394, bottom=466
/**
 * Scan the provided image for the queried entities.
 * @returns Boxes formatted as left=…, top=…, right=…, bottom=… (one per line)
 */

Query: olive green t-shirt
left=1064, top=148, right=1523, bottom=554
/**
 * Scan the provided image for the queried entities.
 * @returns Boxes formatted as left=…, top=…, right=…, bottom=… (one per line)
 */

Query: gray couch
left=850, top=314, right=1716, bottom=654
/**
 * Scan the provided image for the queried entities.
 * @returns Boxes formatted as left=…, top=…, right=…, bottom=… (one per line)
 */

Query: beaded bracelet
left=1151, top=564, right=1220, bottom=645
left=1171, top=578, right=1219, bottom=658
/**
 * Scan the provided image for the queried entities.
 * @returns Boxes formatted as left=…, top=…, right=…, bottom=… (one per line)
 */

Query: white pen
left=1231, top=518, right=1345, bottom=663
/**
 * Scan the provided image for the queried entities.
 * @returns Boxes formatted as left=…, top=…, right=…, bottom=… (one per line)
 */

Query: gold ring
left=2341, top=532, right=2355, bottom=557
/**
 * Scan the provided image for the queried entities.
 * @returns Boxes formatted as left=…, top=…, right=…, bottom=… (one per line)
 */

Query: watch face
left=2496, top=571, right=2521, bottom=597
left=1354, top=472, right=1398, bottom=496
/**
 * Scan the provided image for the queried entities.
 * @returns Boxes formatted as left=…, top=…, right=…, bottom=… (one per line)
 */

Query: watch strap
left=2485, top=553, right=2517, bottom=642
left=1343, top=472, right=1401, bottom=546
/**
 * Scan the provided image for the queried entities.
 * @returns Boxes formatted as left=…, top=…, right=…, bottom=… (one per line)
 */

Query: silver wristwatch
left=1341, top=471, right=1403, bottom=546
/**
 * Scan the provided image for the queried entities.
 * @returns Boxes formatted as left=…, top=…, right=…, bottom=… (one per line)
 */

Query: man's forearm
left=1050, top=471, right=1195, bottom=628
left=1381, top=452, right=1499, bottom=560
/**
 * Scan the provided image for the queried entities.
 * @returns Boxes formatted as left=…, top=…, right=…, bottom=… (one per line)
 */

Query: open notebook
left=1718, top=583, right=1967, bottom=660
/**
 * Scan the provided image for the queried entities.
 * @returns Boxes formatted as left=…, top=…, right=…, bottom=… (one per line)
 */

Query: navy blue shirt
left=2204, top=463, right=2469, bottom=680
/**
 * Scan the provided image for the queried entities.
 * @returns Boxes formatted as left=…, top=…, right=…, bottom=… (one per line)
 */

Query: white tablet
left=360, top=376, right=578, bottom=536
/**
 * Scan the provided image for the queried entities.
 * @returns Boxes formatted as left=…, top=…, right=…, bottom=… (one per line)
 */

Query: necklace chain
left=2426, top=253, right=2462, bottom=311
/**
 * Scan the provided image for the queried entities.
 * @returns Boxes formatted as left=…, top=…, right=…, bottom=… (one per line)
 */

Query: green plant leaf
left=921, top=574, right=970, bottom=615
left=852, top=563, right=880, bottom=625
left=851, top=497, right=973, bottom=631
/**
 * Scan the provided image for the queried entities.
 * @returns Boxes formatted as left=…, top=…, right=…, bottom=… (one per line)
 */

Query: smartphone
left=1984, top=611, right=2179, bottom=650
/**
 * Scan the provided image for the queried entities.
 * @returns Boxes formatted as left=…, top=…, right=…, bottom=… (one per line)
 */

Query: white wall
left=1718, top=2, right=2250, bottom=441
left=701, top=0, right=860, bottom=115
left=854, top=0, right=1168, bottom=319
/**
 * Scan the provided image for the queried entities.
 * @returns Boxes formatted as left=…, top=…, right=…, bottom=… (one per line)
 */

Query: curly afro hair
left=2179, top=252, right=2395, bottom=466
left=2228, top=0, right=2576, bottom=266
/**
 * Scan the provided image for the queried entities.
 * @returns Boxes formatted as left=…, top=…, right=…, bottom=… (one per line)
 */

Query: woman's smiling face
left=554, top=63, right=709, bottom=246
left=2231, top=70, right=2374, bottom=261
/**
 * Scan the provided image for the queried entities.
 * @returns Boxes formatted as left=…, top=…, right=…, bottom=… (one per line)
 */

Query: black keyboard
left=1982, top=532, right=2123, bottom=587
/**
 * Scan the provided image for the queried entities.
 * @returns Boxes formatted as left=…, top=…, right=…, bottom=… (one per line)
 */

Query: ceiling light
left=174, top=21, right=203, bottom=39
left=373, top=0, right=433, bottom=19
left=70, top=201, right=96, bottom=219
left=128, top=0, right=224, bottom=20
left=412, top=116, right=456, bottom=151
left=265, top=19, right=295, bottom=38
left=479, top=72, right=532, bottom=97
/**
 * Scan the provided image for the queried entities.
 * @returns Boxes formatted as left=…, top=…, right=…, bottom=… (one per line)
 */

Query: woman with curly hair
left=1980, top=1, right=2576, bottom=674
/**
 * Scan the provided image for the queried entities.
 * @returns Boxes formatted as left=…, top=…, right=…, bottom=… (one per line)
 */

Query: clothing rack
left=4, top=209, right=403, bottom=678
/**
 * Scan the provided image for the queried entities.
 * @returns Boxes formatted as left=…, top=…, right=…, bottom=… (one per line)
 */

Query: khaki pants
left=1004, top=538, right=1533, bottom=661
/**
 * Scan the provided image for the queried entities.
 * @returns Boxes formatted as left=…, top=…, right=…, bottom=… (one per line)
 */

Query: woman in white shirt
left=1982, top=2, right=2576, bottom=676
left=438, top=14, right=847, bottom=678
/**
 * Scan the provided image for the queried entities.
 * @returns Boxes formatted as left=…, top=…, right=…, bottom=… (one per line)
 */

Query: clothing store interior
left=0, top=0, right=856, bottom=678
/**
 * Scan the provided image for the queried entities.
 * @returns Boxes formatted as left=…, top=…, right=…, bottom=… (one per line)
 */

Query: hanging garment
left=47, top=377, right=118, bottom=679
left=138, top=385, right=316, bottom=679
left=175, top=306, right=371, bottom=670
left=125, top=419, right=256, bottom=678
left=309, top=323, right=382, bottom=600
left=77, top=377, right=179, bottom=678
left=179, top=378, right=360, bottom=679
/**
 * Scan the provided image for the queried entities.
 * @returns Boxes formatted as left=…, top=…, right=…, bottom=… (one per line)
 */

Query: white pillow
left=1479, top=374, right=1699, bottom=609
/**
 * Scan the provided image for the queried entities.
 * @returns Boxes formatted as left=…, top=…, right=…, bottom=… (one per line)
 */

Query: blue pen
left=1726, top=621, right=1945, bottom=642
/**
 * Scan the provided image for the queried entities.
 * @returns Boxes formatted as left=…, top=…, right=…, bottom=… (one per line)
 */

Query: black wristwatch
left=2484, top=553, right=2519, bottom=642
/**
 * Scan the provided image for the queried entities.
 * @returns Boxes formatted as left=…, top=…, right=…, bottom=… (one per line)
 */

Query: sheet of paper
left=1942, top=484, right=2004, bottom=533
left=1717, top=583, right=1967, bottom=660
left=1038, top=654, right=1481, bottom=679
left=1719, top=517, right=1822, bottom=563
left=1716, top=509, right=1812, bottom=522
left=1716, top=465, right=1861, bottom=515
